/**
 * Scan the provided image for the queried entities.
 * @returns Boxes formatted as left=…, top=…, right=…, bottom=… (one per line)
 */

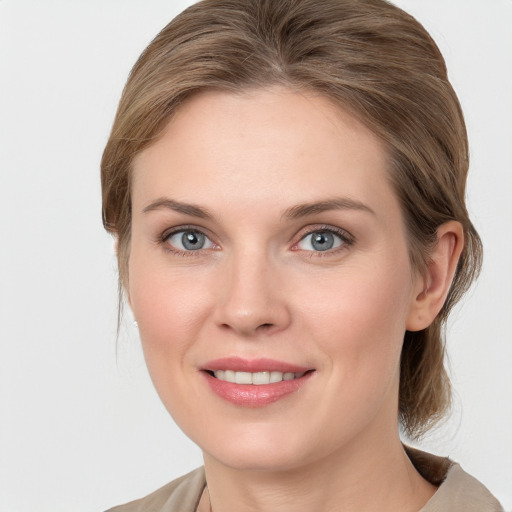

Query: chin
left=174, top=413, right=279, bottom=466
left=192, top=418, right=337, bottom=473
left=205, top=442, right=311, bottom=473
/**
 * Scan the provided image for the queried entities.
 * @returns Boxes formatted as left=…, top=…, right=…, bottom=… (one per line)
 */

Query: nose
left=213, top=249, right=291, bottom=337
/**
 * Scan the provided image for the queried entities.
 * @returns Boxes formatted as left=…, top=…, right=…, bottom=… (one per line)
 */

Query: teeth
left=235, top=371, right=253, bottom=384
left=270, top=371, right=283, bottom=383
left=212, top=370, right=306, bottom=385
left=252, top=372, right=270, bottom=385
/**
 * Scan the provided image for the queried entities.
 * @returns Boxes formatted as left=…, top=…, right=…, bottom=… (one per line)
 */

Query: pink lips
left=201, top=357, right=314, bottom=407
left=203, top=357, right=310, bottom=373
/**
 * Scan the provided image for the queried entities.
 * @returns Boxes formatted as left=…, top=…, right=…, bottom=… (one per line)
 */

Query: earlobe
left=406, top=221, right=464, bottom=332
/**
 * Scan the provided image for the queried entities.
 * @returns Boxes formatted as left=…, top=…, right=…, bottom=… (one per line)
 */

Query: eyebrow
left=282, top=197, right=375, bottom=219
left=142, top=196, right=375, bottom=220
left=142, top=198, right=213, bottom=219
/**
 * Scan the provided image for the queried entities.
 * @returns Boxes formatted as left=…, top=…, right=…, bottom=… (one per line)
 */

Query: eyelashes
left=293, top=226, right=354, bottom=254
left=165, top=229, right=216, bottom=252
left=158, top=224, right=355, bottom=257
left=158, top=225, right=218, bottom=257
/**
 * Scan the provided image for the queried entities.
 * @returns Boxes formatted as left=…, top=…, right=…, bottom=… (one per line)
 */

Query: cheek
left=287, top=260, right=413, bottom=444
left=128, top=252, right=214, bottom=367
left=302, top=256, right=411, bottom=334
left=127, top=257, right=218, bottom=427
left=298, top=257, right=413, bottom=392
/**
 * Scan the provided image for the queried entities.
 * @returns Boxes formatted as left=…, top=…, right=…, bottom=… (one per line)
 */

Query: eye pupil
left=182, top=231, right=204, bottom=250
left=311, top=232, right=334, bottom=251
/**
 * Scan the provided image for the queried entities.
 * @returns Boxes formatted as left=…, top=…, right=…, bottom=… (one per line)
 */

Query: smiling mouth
left=202, top=361, right=315, bottom=406
left=207, top=370, right=311, bottom=385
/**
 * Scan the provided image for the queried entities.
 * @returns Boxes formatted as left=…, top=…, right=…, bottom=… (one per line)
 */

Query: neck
left=201, top=432, right=436, bottom=512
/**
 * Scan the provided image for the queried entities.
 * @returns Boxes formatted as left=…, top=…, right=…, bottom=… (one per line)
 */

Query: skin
left=128, top=87, right=463, bottom=512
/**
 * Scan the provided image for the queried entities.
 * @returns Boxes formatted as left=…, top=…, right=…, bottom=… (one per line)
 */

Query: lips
left=201, top=357, right=315, bottom=407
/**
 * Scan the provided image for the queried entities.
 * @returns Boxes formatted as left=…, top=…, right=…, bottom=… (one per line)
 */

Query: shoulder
left=105, top=467, right=206, bottom=512
left=404, top=446, right=504, bottom=512
left=422, top=463, right=504, bottom=512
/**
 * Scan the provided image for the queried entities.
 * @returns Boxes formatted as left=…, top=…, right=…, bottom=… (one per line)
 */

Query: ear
left=406, top=221, right=464, bottom=332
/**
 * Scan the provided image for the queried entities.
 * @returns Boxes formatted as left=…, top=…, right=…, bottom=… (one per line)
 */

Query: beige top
left=106, top=447, right=504, bottom=512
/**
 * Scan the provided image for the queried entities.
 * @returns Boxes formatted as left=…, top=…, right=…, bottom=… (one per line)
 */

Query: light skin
left=127, top=87, right=463, bottom=512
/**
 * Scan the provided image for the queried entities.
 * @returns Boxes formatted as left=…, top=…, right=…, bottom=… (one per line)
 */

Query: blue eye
left=165, top=230, right=215, bottom=251
left=297, top=230, right=345, bottom=252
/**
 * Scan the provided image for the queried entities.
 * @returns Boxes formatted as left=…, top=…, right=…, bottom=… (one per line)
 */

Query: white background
left=0, top=1, right=511, bottom=510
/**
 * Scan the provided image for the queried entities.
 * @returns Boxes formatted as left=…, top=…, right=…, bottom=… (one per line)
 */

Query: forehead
left=131, top=87, right=396, bottom=219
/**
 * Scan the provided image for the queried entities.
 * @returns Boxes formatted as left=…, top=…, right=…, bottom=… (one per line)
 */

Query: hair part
left=101, top=0, right=482, bottom=438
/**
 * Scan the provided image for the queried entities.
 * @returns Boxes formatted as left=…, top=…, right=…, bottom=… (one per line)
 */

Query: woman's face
left=129, top=87, right=422, bottom=471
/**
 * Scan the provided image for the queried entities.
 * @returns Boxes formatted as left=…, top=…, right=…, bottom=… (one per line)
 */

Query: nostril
left=219, top=322, right=275, bottom=335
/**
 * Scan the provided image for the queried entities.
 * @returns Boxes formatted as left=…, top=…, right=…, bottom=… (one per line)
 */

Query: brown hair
left=101, top=0, right=482, bottom=438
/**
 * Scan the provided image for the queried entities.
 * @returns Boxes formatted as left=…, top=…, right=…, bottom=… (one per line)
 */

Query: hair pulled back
left=101, top=0, right=482, bottom=438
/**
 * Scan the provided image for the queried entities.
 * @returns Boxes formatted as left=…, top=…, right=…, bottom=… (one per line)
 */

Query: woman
left=101, top=0, right=503, bottom=510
